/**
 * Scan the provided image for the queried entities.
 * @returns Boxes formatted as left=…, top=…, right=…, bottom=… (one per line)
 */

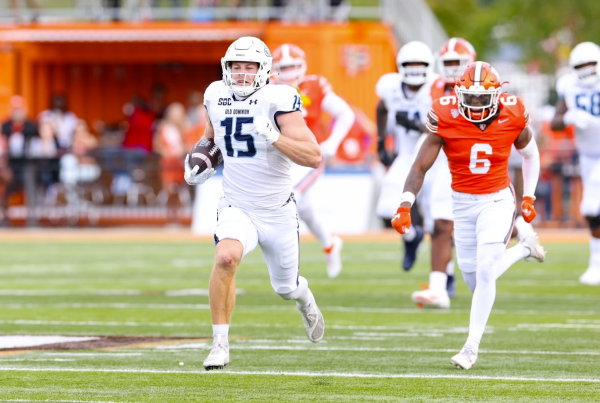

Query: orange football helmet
left=455, top=61, right=503, bottom=122
left=272, top=44, right=307, bottom=87
left=437, top=38, right=477, bottom=84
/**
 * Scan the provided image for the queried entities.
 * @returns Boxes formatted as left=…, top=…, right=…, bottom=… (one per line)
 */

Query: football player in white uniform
left=376, top=41, right=436, bottom=270
left=552, top=42, right=600, bottom=286
left=184, top=37, right=325, bottom=370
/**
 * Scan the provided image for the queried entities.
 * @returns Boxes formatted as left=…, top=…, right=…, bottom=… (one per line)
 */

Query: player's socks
left=212, top=324, right=229, bottom=338
left=495, top=243, right=529, bottom=279
left=293, top=276, right=313, bottom=307
left=580, top=237, right=600, bottom=285
left=429, top=271, right=447, bottom=291
left=466, top=243, right=504, bottom=356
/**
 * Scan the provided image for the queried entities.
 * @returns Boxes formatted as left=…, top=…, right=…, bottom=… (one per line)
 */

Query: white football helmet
left=221, top=36, right=273, bottom=97
left=569, top=42, right=600, bottom=87
left=396, top=41, right=434, bottom=86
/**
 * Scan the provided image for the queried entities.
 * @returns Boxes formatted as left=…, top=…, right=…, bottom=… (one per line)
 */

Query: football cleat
left=402, top=225, right=424, bottom=271
left=579, top=267, right=600, bottom=286
left=298, top=295, right=325, bottom=343
left=411, top=287, right=450, bottom=309
left=203, top=334, right=229, bottom=371
left=446, top=274, right=456, bottom=298
left=520, top=232, right=546, bottom=263
left=451, top=345, right=478, bottom=370
left=325, top=236, right=344, bottom=279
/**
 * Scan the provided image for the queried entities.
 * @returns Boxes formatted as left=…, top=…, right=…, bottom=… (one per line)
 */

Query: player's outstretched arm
left=255, top=109, right=321, bottom=168
left=515, top=126, right=540, bottom=223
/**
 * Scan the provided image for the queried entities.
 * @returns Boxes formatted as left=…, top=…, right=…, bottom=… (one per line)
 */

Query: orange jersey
left=297, top=75, right=332, bottom=143
left=430, top=76, right=455, bottom=101
left=426, top=93, right=530, bottom=194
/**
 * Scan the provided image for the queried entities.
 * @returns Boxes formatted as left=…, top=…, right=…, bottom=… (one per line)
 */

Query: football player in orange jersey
left=392, top=62, right=546, bottom=370
left=411, top=38, right=477, bottom=308
left=272, top=44, right=355, bottom=278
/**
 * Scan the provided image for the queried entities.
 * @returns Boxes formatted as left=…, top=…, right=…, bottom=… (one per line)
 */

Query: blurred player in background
left=411, top=38, right=476, bottom=308
left=392, top=62, right=546, bottom=369
left=272, top=44, right=355, bottom=278
left=375, top=41, right=435, bottom=271
left=184, top=37, right=325, bottom=370
left=552, top=41, right=600, bottom=286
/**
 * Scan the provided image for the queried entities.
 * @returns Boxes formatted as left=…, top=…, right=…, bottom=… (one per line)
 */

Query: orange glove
left=521, top=196, right=536, bottom=223
left=391, top=206, right=411, bottom=234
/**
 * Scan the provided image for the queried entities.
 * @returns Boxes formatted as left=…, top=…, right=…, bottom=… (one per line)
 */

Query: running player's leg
left=205, top=199, right=259, bottom=370
left=579, top=155, right=600, bottom=285
left=451, top=188, right=515, bottom=370
left=258, top=201, right=324, bottom=342
left=296, top=187, right=343, bottom=278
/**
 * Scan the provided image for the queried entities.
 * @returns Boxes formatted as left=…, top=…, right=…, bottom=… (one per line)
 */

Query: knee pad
left=586, top=216, right=600, bottom=230
left=276, top=276, right=308, bottom=300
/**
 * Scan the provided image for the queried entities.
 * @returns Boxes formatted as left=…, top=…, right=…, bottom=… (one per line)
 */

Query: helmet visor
left=575, top=63, right=598, bottom=85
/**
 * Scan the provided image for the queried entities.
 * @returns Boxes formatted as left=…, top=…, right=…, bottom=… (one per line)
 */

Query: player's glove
left=184, top=154, right=215, bottom=186
left=521, top=196, right=537, bottom=223
left=254, top=109, right=280, bottom=144
left=377, top=139, right=394, bottom=167
left=391, top=206, right=411, bottom=234
left=319, top=139, right=337, bottom=159
left=563, top=109, right=596, bottom=130
left=395, top=112, right=423, bottom=133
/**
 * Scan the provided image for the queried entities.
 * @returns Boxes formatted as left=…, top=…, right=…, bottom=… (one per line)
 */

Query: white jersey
left=204, top=81, right=303, bottom=210
left=376, top=73, right=435, bottom=161
left=557, top=73, right=600, bottom=156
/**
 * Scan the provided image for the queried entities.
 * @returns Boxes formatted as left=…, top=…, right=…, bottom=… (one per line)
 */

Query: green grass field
left=0, top=236, right=598, bottom=402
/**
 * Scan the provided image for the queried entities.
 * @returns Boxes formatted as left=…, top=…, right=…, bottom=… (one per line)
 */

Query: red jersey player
left=272, top=44, right=355, bottom=278
left=411, top=37, right=477, bottom=309
left=392, top=62, right=546, bottom=370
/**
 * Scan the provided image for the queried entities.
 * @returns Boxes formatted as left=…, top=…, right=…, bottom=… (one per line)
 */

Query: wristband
left=399, top=191, right=416, bottom=207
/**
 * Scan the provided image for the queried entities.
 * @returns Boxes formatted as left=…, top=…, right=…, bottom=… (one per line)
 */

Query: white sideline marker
left=0, top=367, right=598, bottom=383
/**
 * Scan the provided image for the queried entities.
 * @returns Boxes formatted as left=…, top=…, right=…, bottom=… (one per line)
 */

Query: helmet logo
left=263, top=45, right=272, bottom=57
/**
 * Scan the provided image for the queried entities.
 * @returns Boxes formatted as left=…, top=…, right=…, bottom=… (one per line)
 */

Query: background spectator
left=122, top=96, right=156, bottom=153
left=38, top=94, right=78, bottom=153
left=2, top=96, right=38, bottom=158
left=155, top=102, right=190, bottom=209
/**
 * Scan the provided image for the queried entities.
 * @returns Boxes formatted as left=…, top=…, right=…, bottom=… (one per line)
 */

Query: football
left=189, top=138, right=223, bottom=173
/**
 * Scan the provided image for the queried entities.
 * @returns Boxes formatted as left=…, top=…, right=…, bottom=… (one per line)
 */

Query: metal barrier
left=1, top=150, right=193, bottom=227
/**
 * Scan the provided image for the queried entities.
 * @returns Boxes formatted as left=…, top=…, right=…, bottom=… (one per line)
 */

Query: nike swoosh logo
left=498, top=118, right=509, bottom=124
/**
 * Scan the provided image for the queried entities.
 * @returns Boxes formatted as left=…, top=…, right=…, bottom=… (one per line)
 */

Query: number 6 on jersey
left=469, top=143, right=492, bottom=174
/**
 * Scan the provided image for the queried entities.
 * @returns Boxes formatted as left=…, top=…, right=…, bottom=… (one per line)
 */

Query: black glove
left=395, top=112, right=423, bottom=132
left=377, top=139, right=394, bottom=167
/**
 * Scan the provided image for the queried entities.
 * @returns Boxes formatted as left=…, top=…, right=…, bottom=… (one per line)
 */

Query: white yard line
left=223, top=345, right=600, bottom=356
left=0, top=303, right=598, bottom=316
left=0, top=367, right=598, bottom=383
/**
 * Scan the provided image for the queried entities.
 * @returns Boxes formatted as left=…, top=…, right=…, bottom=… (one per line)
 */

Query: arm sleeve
left=320, top=91, right=355, bottom=151
left=517, top=137, right=540, bottom=198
